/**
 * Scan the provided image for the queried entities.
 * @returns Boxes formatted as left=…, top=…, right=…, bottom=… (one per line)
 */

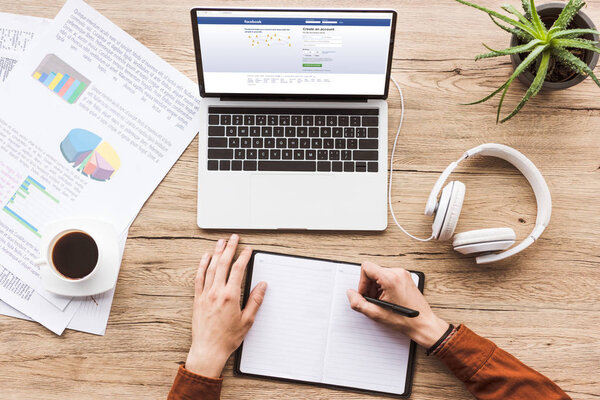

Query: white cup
left=37, top=218, right=120, bottom=297
left=34, top=228, right=101, bottom=282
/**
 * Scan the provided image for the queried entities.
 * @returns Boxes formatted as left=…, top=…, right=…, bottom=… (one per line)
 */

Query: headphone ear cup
left=453, top=228, right=516, bottom=255
left=432, top=181, right=465, bottom=241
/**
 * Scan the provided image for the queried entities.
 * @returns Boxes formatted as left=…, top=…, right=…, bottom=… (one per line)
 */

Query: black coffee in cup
left=51, top=231, right=99, bottom=280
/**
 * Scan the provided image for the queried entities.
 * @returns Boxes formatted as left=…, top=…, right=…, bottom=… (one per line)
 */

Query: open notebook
left=235, top=251, right=424, bottom=397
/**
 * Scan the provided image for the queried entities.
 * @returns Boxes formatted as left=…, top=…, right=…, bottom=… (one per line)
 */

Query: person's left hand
left=185, top=234, right=267, bottom=378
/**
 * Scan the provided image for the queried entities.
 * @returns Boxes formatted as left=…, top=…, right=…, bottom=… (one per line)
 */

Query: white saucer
left=39, top=218, right=120, bottom=297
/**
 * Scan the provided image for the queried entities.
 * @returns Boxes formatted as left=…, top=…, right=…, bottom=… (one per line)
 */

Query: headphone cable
left=388, top=76, right=433, bottom=242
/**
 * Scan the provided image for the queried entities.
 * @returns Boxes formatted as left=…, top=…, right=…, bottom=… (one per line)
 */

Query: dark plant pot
left=510, top=2, right=599, bottom=90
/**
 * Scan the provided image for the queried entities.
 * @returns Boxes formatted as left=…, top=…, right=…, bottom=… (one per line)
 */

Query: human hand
left=346, top=262, right=448, bottom=349
left=185, top=234, right=267, bottom=378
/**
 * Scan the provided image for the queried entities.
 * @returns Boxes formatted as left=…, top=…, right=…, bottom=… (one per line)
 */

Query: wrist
left=185, top=346, right=229, bottom=378
left=410, top=315, right=450, bottom=349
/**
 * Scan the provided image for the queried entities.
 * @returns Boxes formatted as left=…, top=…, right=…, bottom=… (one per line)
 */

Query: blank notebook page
left=239, top=252, right=420, bottom=395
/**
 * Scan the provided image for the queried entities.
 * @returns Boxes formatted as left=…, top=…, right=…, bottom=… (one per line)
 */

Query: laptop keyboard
left=206, top=107, right=379, bottom=172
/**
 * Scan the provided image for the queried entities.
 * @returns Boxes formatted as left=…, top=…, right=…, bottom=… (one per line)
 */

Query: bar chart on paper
left=2, top=176, right=60, bottom=238
left=60, top=128, right=121, bottom=181
left=32, top=53, right=90, bottom=104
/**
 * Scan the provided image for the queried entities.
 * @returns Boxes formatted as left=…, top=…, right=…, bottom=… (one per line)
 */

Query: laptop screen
left=192, top=9, right=396, bottom=98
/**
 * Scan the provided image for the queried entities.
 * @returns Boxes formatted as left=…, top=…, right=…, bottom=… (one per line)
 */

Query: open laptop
left=191, top=8, right=397, bottom=230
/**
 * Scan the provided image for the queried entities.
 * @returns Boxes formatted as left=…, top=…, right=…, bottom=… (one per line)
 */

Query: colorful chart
left=60, top=129, right=120, bottom=181
left=32, top=54, right=90, bottom=104
left=2, top=176, right=60, bottom=238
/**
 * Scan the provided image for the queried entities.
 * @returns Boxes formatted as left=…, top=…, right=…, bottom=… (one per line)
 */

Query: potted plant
left=457, top=0, right=600, bottom=123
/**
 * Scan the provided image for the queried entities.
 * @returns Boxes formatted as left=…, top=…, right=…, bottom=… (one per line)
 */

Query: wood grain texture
left=1, top=0, right=599, bottom=399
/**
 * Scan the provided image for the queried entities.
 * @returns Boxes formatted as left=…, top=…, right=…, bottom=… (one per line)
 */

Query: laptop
left=190, top=8, right=397, bottom=230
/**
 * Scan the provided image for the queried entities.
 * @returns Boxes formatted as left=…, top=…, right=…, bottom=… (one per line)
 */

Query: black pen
left=364, top=296, right=420, bottom=318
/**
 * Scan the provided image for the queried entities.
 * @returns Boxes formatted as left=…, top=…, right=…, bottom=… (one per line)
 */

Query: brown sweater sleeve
left=435, top=325, right=571, bottom=400
left=167, top=365, right=222, bottom=400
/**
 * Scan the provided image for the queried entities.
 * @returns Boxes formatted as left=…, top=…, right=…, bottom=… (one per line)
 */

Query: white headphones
left=424, top=143, right=552, bottom=264
left=389, top=78, right=552, bottom=264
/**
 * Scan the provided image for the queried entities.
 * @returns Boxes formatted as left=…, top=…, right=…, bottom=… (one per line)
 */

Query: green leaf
left=550, top=28, right=600, bottom=40
left=474, top=51, right=504, bottom=60
left=552, top=47, right=600, bottom=88
left=495, top=46, right=546, bottom=122
left=500, top=50, right=551, bottom=123
left=528, top=0, right=547, bottom=36
left=553, top=38, right=600, bottom=53
left=476, top=39, right=543, bottom=60
left=549, top=0, right=584, bottom=33
left=455, top=0, right=539, bottom=37
left=521, top=0, right=532, bottom=17
left=463, top=44, right=548, bottom=106
left=489, top=15, right=534, bottom=41
left=556, top=37, right=599, bottom=45
left=501, top=4, right=534, bottom=26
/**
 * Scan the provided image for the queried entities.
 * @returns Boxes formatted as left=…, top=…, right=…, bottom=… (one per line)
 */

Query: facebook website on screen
left=196, top=10, right=394, bottom=95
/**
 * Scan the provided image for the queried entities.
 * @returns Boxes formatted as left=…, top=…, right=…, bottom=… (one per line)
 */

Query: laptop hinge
left=218, top=96, right=369, bottom=103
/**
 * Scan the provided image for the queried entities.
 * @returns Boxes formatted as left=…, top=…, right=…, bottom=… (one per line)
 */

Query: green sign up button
left=302, top=63, right=322, bottom=67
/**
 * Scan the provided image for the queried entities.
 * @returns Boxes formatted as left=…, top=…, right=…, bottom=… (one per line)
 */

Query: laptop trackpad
left=251, top=174, right=336, bottom=228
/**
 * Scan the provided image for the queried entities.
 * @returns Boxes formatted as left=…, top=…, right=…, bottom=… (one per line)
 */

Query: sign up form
left=196, top=10, right=394, bottom=95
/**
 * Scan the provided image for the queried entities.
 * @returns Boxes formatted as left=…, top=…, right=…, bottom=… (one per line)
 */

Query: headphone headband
left=425, top=143, right=552, bottom=263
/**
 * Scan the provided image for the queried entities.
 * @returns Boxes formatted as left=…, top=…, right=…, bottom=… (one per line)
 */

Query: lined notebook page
left=239, top=252, right=419, bottom=396
left=322, top=264, right=419, bottom=394
left=239, top=253, right=336, bottom=381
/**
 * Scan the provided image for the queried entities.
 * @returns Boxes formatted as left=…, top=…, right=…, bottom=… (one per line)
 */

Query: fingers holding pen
left=346, top=289, right=387, bottom=322
left=358, top=263, right=378, bottom=298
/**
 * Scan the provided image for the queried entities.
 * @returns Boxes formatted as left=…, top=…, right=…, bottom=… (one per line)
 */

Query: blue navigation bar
left=197, top=17, right=391, bottom=26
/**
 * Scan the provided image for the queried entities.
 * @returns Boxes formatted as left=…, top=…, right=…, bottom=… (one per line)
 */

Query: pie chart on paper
left=60, top=129, right=121, bottom=181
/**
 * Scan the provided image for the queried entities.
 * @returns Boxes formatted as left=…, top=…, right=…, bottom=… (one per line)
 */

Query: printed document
left=0, top=12, right=50, bottom=82
left=0, top=0, right=202, bottom=334
left=0, top=265, right=81, bottom=335
left=0, top=229, right=128, bottom=335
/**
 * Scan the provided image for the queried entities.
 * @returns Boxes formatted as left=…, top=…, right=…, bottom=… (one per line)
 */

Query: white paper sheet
left=0, top=14, right=68, bottom=309
left=0, top=157, right=73, bottom=309
left=322, top=265, right=416, bottom=394
left=240, top=254, right=336, bottom=382
left=0, top=12, right=50, bottom=82
left=0, top=0, right=202, bottom=332
left=239, top=253, right=420, bottom=396
left=0, top=265, right=80, bottom=335
left=0, top=229, right=128, bottom=335
left=0, top=297, right=29, bottom=319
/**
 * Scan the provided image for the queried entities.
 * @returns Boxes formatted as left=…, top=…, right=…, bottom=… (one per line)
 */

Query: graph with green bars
left=32, top=53, right=91, bottom=104
left=2, top=176, right=60, bottom=238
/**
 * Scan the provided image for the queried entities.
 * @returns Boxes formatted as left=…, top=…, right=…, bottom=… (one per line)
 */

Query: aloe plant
left=457, top=0, right=600, bottom=123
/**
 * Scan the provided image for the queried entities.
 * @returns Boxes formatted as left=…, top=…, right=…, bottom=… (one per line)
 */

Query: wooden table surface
left=1, top=0, right=599, bottom=399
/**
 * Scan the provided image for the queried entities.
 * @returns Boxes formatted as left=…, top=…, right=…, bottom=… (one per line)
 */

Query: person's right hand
left=346, top=262, right=449, bottom=349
